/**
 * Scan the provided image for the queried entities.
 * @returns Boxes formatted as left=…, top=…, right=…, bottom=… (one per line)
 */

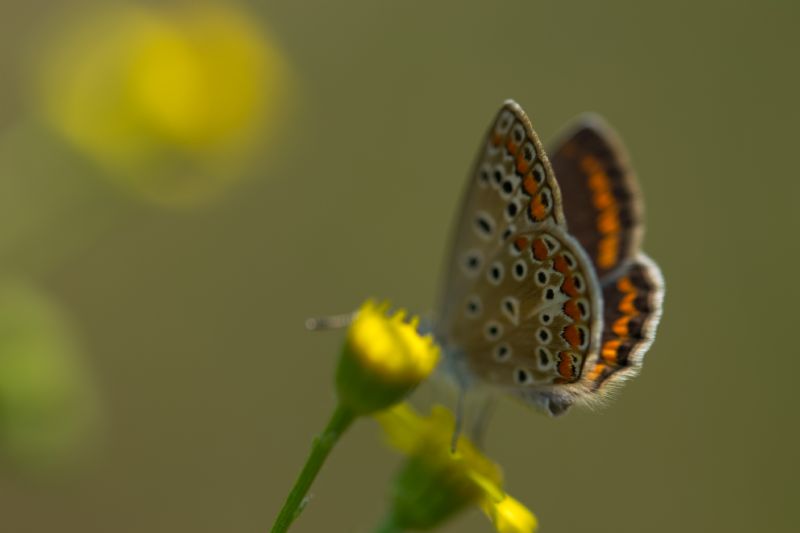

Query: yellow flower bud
left=336, top=301, right=439, bottom=415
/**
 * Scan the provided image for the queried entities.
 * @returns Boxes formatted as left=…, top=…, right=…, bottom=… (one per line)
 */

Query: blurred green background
left=0, top=0, right=797, bottom=532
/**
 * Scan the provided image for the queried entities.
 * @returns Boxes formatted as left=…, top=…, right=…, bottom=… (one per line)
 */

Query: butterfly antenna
left=304, top=313, right=354, bottom=331
left=450, top=386, right=466, bottom=453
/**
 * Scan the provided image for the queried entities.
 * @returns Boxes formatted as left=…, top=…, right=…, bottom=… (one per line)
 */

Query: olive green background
left=0, top=1, right=798, bottom=532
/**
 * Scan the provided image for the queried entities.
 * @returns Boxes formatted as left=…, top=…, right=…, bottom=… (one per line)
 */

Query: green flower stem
left=270, top=404, right=356, bottom=533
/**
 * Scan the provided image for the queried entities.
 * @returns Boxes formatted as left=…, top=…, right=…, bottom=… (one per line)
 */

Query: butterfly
left=434, top=100, right=664, bottom=416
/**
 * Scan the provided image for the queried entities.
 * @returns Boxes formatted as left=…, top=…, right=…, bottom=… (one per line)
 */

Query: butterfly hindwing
left=446, top=223, right=603, bottom=395
left=584, top=253, right=664, bottom=391
left=549, top=114, right=643, bottom=281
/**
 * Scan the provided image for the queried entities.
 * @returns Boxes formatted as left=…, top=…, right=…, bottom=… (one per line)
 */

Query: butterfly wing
left=436, top=100, right=567, bottom=339
left=549, top=114, right=643, bottom=281
left=583, top=253, right=664, bottom=391
left=435, top=101, right=607, bottom=415
left=548, top=115, right=665, bottom=406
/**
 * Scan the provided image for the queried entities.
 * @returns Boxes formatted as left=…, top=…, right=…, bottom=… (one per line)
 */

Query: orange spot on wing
left=532, top=239, right=549, bottom=261
left=491, top=132, right=503, bottom=146
left=598, top=207, right=621, bottom=234
left=598, top=235, right=619, bottom=269
left=588, top=171, right=609, bottom=192
left=505, top=138, right=519, bottom=154
left=553, top=255, right=569, bottom=274
left=617, top=276, right=635, bottom=293
left=619, top=292, right=637, bottom=315
left=561, top=275, right=579, bottom=297
left=562, top=325, right=582, bottom=348
left=602, top=340, right=622, bottom=363
left=586, top=362, right=605, bottom=381
left=612, top=316, right=631, bottom=337
left=582, top=155, right=623, bottom=270
left=516, top=155, right=530, bottom=175
left=581, top=155, right=603, bottom=174
left=522, top=174, right=538, bottom=196
left=530, top=195, right=547, bottom=221
left=557, top=352, right=575, bottom=379
left=513, top=236, right=529, bottom=252
left=563, top=299, right=581, bottom=321
left=594, top=190, right=614, bottom=210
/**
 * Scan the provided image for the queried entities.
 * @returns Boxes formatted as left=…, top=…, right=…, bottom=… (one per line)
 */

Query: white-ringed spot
left=514, top=367, right=533, bottom=385
left=465, top=295, right=482, bottom=318
left=474, top=211, right=495, bottom=240
left=493, top=343, right=512, bottom=362
left=501, top=296, right=520, bottom=324
left=487, top=262, right=504, bottom=285
left=512, top=259, right=527, bottom=281
left=485, top=321, right=503, bottom=341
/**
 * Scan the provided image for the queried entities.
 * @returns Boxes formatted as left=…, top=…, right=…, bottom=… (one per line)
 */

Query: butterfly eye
left=493, top=343, right=512, bottom=362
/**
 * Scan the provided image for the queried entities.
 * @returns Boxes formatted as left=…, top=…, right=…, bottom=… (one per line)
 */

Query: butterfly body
left=435, top=100, right=664, bottom=416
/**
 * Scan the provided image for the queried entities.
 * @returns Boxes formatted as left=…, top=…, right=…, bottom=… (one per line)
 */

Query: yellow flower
left=336, top=301, right=439, bottom=415
left=36, top=3, right=290, bottom=206
left=375, top=403, right=537, bottom=532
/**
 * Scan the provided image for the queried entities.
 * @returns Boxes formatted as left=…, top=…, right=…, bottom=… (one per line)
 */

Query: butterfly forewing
left=549, top=114, right=643, bottom=281
left=436, top=101, right=567, bottom=337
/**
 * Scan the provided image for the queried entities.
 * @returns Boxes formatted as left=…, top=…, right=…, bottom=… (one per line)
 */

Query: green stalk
left=270, top=404, right=356, bottom=533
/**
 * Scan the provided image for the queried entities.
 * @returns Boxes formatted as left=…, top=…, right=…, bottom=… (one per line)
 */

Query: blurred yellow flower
left=0, top=281, right=97, bottom=469
left=375, top=403, right=537, bottom=532
left=36, top=2, right=289, bottom=206
left=336, top=301, right=439, bottom=415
